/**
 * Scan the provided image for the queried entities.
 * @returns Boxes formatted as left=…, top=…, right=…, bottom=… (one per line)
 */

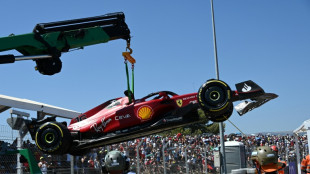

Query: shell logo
left=137, top=106, right=153, bottom=121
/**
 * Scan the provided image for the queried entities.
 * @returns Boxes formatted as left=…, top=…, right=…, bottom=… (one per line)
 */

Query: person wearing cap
left=38, top=156, right=48, bottom=174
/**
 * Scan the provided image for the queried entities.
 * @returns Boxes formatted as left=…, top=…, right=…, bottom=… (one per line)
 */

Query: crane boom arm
left=0, top=12, right=131, bottom=75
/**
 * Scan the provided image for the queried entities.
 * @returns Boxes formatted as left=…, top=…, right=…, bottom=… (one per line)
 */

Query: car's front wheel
left=197, top=79, right=233, bottom=122
left=35, top=122, right=71, bottom=154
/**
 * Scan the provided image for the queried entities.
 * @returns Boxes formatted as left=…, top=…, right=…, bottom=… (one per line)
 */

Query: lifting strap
left=123, top=43, right=135, bottom=103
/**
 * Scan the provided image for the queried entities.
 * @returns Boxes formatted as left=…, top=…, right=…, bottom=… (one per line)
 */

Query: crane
left=0, top=12, right=131, bottom=75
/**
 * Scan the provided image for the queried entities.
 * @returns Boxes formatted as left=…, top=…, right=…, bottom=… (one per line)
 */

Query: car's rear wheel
left=206, top=103, right=233, bottom=122
left=35, top=122, right=71, bottom=154
left=197, top=79, right=233, bottom=122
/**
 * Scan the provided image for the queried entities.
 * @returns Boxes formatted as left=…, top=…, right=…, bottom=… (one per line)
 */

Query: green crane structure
left=0, top=12, right=131, bottom=75
left=5, top=149, right=42, bottom=174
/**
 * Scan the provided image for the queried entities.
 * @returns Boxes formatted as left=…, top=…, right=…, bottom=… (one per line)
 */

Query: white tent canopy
left=294, top=119, right=310, bottom=134
left=294, top=119, right=310, bottom=174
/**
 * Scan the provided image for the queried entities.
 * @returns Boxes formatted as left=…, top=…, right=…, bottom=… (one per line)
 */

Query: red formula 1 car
left=26, top=79, right=277, bottom=155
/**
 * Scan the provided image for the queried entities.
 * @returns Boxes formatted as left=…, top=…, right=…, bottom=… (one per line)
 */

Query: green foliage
left=206, top=122, right=221, bottom=135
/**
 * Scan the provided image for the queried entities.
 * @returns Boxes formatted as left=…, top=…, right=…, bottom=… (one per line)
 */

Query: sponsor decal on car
left=90, top=117, right=112, bottom=132
left=189, top=100, right=198, bottom=104
left=137, top=106, right=153, bottom=121
left=242, top=83, right=252, bottom=92
left=176, top=99, right=183, bottom=107
left=115, top=114, right=131, bottom=120
left=183, top=96, right=196, bottom=101
left=72, top=125, right=80, bottom=131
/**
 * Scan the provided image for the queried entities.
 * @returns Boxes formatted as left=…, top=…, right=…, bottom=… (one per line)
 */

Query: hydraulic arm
left=0, top=12, right=131, bottom=75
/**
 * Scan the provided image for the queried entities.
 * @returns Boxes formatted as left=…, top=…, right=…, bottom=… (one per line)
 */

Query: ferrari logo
left=176, top=99, right=183, bottom=107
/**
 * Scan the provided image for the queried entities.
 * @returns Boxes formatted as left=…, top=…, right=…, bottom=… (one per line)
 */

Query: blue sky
left=0, top=0, right=309, bottom=134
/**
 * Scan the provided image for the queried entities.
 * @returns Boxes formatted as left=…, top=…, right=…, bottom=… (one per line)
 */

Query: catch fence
left=0, top=124, right=307, bottom=174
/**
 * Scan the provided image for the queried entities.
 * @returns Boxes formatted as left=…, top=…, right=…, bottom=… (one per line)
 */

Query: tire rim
left=40, top=128, right=59, bottom=148
left=209, top=91, right=220, bottom=101
left=45, top=132, right=55, bottom=144
left=204, top=86, right=225, bottom=107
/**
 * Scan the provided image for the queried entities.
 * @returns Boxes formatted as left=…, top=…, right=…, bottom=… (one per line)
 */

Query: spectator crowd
left=0, top=132, right=308, bottom=173
left=73, top=132, right=308, bottom=173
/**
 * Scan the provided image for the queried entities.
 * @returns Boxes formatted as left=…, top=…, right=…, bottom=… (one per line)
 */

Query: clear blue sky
left=0, top=0, right=309, bottom=134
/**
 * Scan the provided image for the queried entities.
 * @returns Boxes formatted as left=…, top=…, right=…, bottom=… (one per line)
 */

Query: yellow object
left=122, top=52, right=136, bottom=64
left=138, top=106, right=153, bottom=120
left=176, top=99, right=183, bottom=107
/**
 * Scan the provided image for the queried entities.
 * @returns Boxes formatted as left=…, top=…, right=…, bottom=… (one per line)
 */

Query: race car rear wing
left=233, top=80, right=265, bottom=101
left=232, top=80, right=278, bottom=116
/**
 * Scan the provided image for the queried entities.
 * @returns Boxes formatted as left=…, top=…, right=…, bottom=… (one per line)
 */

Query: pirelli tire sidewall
left=208, top=102, right=233, bottom=122
left=197, top=80, right=232, bottom=120
left=35, top=122, right=71, bottom=154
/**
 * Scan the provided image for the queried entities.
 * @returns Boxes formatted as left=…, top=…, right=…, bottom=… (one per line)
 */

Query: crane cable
left=223, top=116, right=246, bottom=136
left=123, top=42, right=136, bottom=103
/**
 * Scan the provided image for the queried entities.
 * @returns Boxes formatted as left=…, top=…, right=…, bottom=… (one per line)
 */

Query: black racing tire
left=207, top=102, right=233, bottom=122
left=198, top=79, right=233, bottom=122
left=35, top=122, right=71, bottom=155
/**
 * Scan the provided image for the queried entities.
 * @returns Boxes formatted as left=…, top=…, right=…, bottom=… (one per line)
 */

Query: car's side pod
left=197, top=79, right=233, bottom=122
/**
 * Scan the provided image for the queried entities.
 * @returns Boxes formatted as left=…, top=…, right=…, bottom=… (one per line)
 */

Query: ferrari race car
left=26, top=79, right=277, bottom=155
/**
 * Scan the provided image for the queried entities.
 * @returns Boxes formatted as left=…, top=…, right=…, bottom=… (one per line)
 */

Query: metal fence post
left=210, top=0, right=227, bottom=173
left=9, top=110, right=30, bottom=174
left=136, top=140, right=143, bottom=174
left=17, top=128, right=22, bottom=174
left=185, top=145, right=190, bottom=174
left=295, top=133, right=302, bottom=174
left=162, top=139, right=168, bottom=174
left=204, top=144, right=208, bottom=174
left=70, top=155, right=74, bottom=174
